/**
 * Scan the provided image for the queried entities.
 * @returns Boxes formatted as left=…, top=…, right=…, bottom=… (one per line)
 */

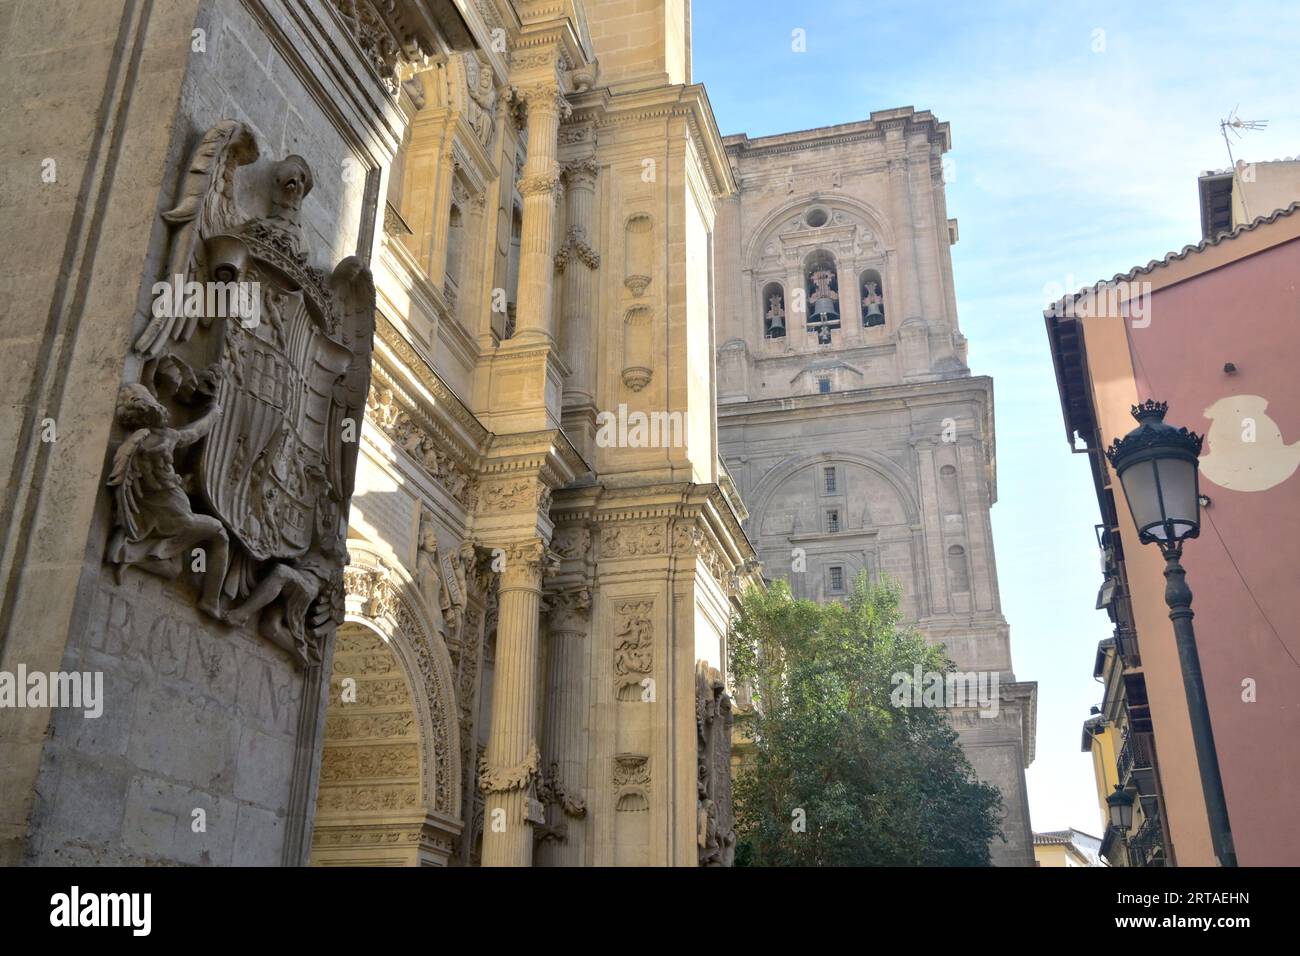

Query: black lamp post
left=1106, top=399, right=1237, bottom=867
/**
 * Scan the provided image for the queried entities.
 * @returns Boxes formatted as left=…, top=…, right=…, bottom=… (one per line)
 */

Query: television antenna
left=1219, top=106, right=1269, bottom=221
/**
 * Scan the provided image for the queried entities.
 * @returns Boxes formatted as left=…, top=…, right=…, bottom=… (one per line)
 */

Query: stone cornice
left=723, top=107, right=952, bottom=161
left=718, top=373, right=994, bottom=425
left=483, top=427, right=588, bottom=489
left=567, top=83, right=736, bottom=199
left=375, top=314, right=490, bottom=450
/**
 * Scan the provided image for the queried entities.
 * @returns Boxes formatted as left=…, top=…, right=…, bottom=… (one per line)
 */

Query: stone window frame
left=825, top=508, right=841, bottom=534
left=827, top=564, right=845, bottom=594
left=822, top=465, right=838, bottom=495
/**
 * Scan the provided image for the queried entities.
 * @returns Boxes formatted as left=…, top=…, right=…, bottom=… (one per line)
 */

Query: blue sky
left=692, top=0, right=1300, bottom=835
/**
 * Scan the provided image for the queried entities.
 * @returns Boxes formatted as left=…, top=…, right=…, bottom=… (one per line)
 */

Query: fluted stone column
left=480, top=538, right=548, bottom=867
left=536, top=585, right=592, bottom=866
left=512, top=83, right=570, bottom=346
left=558, top=158, right=600, bottom=405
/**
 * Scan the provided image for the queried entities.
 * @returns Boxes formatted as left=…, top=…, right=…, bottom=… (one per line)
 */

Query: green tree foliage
left=730, top=573, right=1003, bottom=866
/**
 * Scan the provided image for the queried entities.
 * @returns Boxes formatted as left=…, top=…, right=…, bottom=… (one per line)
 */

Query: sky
left=691, top=0, right=1300, bottom=836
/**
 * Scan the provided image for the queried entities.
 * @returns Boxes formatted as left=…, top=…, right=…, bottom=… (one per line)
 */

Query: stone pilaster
left=887, top=155, right=923, bottom=324
left=914, top=442, right=949, bottom=616
left=479, top=538, right=548, bottom=866
left=784, top=258, right=805, bottom=342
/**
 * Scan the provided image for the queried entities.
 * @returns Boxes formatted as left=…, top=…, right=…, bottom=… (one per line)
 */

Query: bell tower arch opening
left=761, top=281, right=787, bottom=338
left=805, top=249, right=841, bottom=344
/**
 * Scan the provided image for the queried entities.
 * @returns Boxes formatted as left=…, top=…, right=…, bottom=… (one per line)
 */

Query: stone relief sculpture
left=613, top=754, right=650, bottom=812
left=366, top=384, right=475, bottom=506
left=109, top=120, right=375, bottom=668
left=416, top=507, right=449, bottom=638
left=106, top=383, right=230, bottom=616
left=416, top=505, right=468, bottom=640
left=613, top=599, right=654, bottom=701
left=696, top=661, right=736, bottom=866
left=462, top=51, right=499, bottom=149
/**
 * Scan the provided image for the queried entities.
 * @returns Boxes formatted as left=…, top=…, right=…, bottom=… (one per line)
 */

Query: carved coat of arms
left=107, top=120, right=375, bottom=667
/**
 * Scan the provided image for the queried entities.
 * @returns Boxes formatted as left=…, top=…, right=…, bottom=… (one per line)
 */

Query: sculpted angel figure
left=106, top=384, right=230, bottom=616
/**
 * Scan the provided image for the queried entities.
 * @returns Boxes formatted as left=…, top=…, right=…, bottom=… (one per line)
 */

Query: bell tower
left=715, top=108, right=1037, bottom=866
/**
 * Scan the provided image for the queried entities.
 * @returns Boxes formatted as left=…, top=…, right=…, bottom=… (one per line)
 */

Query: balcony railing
left=1128, top=813, right=1167, bottom=867
left=1117, top=733, right=1156, bottom=796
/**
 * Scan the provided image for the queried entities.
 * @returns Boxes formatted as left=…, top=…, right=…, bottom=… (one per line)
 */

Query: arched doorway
left=308, top=545, right=462, bottom=865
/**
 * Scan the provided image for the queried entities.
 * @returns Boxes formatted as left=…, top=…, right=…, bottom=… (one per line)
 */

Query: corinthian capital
left=562, top=157, right=600, bottom=189
left=517, top=82, right=572, bottom=122
left=498, top=538, right=557, bottom=590
left=544, top=585, right=592, bottom=633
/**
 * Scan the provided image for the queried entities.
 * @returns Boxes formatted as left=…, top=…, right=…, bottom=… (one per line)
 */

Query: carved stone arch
left=342, top=542, right=463, bottom=824
left=749, top=450, right=921, bottom=531
left=743, top=194, right=898, bottom=272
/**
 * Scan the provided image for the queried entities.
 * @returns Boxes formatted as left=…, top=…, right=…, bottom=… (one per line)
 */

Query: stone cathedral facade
left=714, top=114, right=1037, bottom=866
left=0, top=0, right=753, bottom=869
left=0, top=0, right=1030, bottom=869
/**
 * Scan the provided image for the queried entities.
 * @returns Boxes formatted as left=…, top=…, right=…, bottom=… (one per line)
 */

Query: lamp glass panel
left=1120, top=460, right=1164, bottom=538
left=1156, top=457, right=1199, bottom=534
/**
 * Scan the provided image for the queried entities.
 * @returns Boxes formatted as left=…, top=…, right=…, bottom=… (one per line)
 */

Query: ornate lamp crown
left=1105, top=399, right=1203, bottom=467
left=1131, top=398, right=1168, bottom=422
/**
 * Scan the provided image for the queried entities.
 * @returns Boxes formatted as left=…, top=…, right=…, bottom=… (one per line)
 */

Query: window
left=829, top=566, right=845, bottom=593
left=860, top=268, right=885, bottom=328
left=826, top=509, right=840, bottom=533
left=818, top=376, right=831, bottom=394
left=762, top=281, right=787, bottom=338
left=823, top=466, right=837, bottom=493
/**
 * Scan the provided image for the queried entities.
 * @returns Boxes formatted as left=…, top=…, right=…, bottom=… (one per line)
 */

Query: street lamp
left=1106, top=399, right=1237, bottom=867
left=1106, top=785, right=1135, bottom=833
left=1104, top=785, right=1135, bottom=867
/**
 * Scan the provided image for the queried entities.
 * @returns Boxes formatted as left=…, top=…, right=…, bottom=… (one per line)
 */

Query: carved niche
left=696, top=661, right=736, bottom=867
left=621, top=306, right=653, bottom=392
left=623, top=213, right=653, bottom=296
left=110, top=120, right=375, bottom=669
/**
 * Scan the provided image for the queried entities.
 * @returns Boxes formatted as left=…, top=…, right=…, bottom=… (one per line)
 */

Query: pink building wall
left=1125, top=235, right=1300, bottom=865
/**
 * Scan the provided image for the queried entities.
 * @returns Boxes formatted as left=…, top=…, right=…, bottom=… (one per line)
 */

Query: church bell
left=809, top=268, right=839, bottom=323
